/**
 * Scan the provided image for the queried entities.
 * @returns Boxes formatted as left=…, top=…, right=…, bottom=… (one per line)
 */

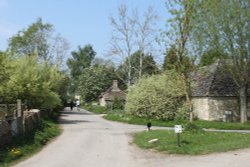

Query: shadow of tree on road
left=60, top=111, right=93, bottom=115
left=59, top=118, right=92, bottom=125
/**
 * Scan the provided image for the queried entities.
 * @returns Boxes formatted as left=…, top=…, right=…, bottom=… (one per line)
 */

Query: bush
left=184, top=123, right=204, bottom=133
left=112, top=97, right=125, bottom=110
left=125, top=70, right=188, bottom=120
left=1, top=55, right=66, bottom=113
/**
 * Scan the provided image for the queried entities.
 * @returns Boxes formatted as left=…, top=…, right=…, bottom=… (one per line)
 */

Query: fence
left=0, top=100, right=27, bottom=121
left=0, top=100, right=31, bottom=147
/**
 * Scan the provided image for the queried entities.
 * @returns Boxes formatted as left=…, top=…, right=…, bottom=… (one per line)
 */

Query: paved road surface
left=14, top=108, right=250, bottom=167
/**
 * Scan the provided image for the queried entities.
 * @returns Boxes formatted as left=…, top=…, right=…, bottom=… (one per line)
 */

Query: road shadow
left=59, top=118, right=92, bottom=125
left=60, top=111, right=93, bottom=116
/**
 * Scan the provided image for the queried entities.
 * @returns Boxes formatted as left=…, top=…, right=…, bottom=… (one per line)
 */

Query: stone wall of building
left=192, top=97, right=210, bottom=120
left=208, top=97, right=239, bottom=121
left=193, top=97, right=250, bottom=121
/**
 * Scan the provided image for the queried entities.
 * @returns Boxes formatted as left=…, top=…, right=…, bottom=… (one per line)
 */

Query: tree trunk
left=185, top=92, right=193, bottom=122
left=139, top=52, right=143, bottom=79
left=127, top=56, right=131, bottom=87
left=183, top=74, right=193, bottom=122
left=239, top=85, right=248, bottom=123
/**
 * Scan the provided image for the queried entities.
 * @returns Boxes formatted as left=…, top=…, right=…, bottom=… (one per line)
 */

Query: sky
left=0, top=0, right=169, bottom=61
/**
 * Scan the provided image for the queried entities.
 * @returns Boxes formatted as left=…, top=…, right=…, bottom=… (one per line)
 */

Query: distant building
left=191, top=61, right=250, bottom=121
left=99, top=80, right=126, bottom=107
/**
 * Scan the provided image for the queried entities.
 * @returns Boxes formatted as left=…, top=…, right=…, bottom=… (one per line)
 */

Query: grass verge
left=104, top=112, right=250, bottom=130
left=82, top=105, right=108, bottom=114
left=134, top=130, right=250, bottom=155
left=0, top=119, right=61, bottom=167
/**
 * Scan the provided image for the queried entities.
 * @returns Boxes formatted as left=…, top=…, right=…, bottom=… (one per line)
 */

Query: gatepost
left=175, top=125, right=182, bottom=147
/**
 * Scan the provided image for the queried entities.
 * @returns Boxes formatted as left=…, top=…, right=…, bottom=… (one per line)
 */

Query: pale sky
left=0, top=0, right=169, bottom=61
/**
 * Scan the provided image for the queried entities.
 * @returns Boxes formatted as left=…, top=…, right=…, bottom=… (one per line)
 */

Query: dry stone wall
left=0, top=120, right=12, bottom=147
left=0, top=109, right=41, bottom=146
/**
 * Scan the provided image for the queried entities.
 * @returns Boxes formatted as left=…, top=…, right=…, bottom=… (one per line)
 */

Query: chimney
left=112, top=80, right=119, bottom=91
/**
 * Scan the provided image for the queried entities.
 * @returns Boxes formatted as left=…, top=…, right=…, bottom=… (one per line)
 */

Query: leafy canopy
left=77, top=65, right=116, bottom=103
left=67, top=44, right=96, bottom=80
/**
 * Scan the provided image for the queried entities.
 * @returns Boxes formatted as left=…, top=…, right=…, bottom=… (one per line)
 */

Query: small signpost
left=175, top=125, right=182, bottom=147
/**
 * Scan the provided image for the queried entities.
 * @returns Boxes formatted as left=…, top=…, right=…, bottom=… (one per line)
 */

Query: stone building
left=191, top=62, right=250, bottom=121
left=99, top=80, right=126, bottom=107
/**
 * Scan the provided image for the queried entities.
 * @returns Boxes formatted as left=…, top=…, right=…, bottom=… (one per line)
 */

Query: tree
left=165, top=0, right=196, bottom=121
left=109, top=4, right=159, bottom=87
left=8, top=18, right=69, bottom=64
left=1, top=54, right=65, bottom=110
left=199, top=49, right=228, bottom=67
left=67, top=44, right=96, bottom=80
left=77, top=65, right=116, bottom=103
left=163, top=45, right=178, bottom=70
left=134, top=6, right=159, bottom=79
left=0, top=52, right=11, bottom=102
left=117, top=51, right=159, bottom=86
left=109, top=4, right=135, bottom=87
left=192, top=0, right=250, bottom=123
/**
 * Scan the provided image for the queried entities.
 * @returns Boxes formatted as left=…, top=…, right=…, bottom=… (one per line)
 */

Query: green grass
left=0, top=119, right=61, bottom=167
left=83, top=105, right=108, bottom=114
left=134, top=130, right=250, bottom=155
left=104, top=112, right=250, bottom=130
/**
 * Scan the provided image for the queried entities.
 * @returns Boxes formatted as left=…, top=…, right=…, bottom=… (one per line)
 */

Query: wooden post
left=16, top=99, right=23, bottom=134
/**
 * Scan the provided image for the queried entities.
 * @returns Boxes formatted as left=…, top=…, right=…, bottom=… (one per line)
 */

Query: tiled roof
left=99, top=81, right=126, bottom=100
left=191, top=61, right=249, bottom=97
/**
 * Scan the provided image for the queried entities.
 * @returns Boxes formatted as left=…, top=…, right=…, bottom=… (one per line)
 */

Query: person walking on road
left=76, top=99, right=80, bottom=111
left=70, top=101, right=74, bottom=111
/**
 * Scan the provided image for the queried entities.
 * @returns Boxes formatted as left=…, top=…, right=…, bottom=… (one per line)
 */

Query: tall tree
left=117, top=51, right=159, bottom=86
left=199, top=49, right=228, bottom=67
left=192, top=0, right=250, bottom=123
left=163, top=45, right=178, bottom=70
left=77, top=65, right=116, bottom=103
left=165, top=0, right=196, bottom=121
left=109, top=4, right=159, bottom=87
left=109, top=4, right=135, bottom=87
left=67, top=44, right=96, bottom=95
left=67, top=44, right=96, bottom=80
left=134, top=6, right=159, bottom=79
left=8, top=18, right=69, bottom=64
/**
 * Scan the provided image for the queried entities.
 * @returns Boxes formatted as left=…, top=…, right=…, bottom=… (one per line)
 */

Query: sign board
left=175, top=125, right=182, bottom=133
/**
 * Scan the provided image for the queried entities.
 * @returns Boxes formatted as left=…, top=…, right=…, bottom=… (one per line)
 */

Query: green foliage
left=83, top=104, right=108, bottom=114
left=112, top=97, right=125, bottom=110
left=8, top=18, right=53, bottom=60
left=7, top=18, right=69, bottom=66
left=163, top=45, right=193, bottom=73
left=134, top=130, right=250, bottom=155
left=0, top=54, right=66, bottom=110
left=77, top=65, right=116, bottom=102
left=125, top=70, right=187, bottom=120
left=116, top=50, right=159, bottom=87
left=163, top=45, right=178, bottom=70
left=67, top=44, right=96, bottom=80
left=199, top=49, right=228, bottom=66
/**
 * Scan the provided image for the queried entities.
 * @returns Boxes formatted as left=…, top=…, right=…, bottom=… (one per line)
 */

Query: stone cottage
left=191, top=62, right=250, bottom=121
left=99, top=80, right=126, bottom=107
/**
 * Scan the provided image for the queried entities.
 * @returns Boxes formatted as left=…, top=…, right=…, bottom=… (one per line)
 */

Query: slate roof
left=99, top=80, right=126, bottom=101
left=191, top=61, right=249, bottom=97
